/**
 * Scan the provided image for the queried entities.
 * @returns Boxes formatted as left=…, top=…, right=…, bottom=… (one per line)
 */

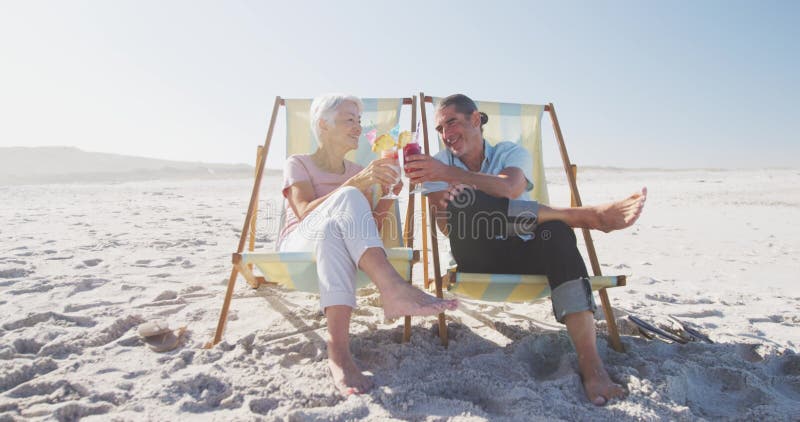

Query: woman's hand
left=391, top=179, right=403, bottom=195
left=345, top=158, right=400, bottom=195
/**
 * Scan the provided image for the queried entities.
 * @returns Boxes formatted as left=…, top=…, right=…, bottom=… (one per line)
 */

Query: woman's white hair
left=309, top=94, right=364, bottom=141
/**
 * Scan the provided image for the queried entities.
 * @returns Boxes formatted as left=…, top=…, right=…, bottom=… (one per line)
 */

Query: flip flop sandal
left=669, top=315, right=714, bottom=344
left=138, top=321, right=187, bottom=352
left=138, top=320, right=171, bottom=338
left=637, top=327, right=655, bottom=340
left=628, top=315, right=688, bottom=344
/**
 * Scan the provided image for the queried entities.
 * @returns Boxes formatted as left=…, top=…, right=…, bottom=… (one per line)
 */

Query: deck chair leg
left=209, top=266, right=240, bottom=347
left=419, top=92, right=449, bottom=347
left=598, top=288, right=624, bottom=352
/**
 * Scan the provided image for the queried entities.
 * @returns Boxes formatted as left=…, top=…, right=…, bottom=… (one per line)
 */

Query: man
left=404, top=94, right=646, bottom=406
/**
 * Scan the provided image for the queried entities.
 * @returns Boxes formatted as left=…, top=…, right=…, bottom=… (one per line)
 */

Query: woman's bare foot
left=381, top=282, right=458, bottom=319
left=327, top=341, right=373, bottom=396
left=591, top=187, right=647, bottom=233
left=580, top=364, right=626, bottom=406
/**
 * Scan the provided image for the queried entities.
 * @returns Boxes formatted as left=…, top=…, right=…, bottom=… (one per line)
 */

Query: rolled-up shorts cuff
left=551, top=277, right=597, bottom=323
left=350, top=241, right=385, bottom=269
left=320, top=291, right=357, bottom=311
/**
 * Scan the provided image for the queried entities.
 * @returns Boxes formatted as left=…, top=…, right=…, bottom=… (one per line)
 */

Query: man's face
left=434, top=105, right=482, bottom=159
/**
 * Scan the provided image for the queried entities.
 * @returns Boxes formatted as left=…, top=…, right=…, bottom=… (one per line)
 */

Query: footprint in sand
left=672, top=309, right=723, bottom=318
left=249, top=398, right=279, bottom=415
left=645, top=293, right=679, bottom=303
left=82, top=259, right=103, bottom=267
left=132, top=256, right=191, bottom=269
left=159, top=374, right=234, bottom=411
left=63, top=301, right=119, bottom=313
left=512, top=334, right=574, bottom=381
left=668, top=366, right=770, bottom=419
left=68, top=277, right=110, bottom=296
left=5, top=379, right=86, bottom=400
left=44, top=254, right=74, bottom=261
left=154, top=290, right=178, bottom=301
left=39, top=315, right=144, bottom=358
left=419, top=377, right=506, bottom=416
left=0, top=358, right=58, bottom=394
left=2, top=312, right=96, bottom=331
left=12, top=338, right=45, bottom=355
left=0, top=268, right=33, bottom=279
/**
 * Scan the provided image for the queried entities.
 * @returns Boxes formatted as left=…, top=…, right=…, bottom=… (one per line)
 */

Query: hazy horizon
left=4, top=146, right=798, bottom=173
left=1, top=1, right=798, bottom=170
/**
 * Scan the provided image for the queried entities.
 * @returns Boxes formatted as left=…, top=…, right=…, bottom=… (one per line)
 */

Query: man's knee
left=537, top=220, right=577, bottom=245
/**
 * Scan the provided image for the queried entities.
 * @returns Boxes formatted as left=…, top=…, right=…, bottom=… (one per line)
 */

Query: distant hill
left=0, top=147, right=272, bottom=185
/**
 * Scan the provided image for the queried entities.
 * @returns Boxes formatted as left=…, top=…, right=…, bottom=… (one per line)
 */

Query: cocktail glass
left=401, top=139, right=427, bottom=195
left=380, top=147, right=401, bottom=200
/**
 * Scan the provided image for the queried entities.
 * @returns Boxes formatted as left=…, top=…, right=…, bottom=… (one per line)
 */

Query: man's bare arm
left=405, top=154, right=527, bottom=199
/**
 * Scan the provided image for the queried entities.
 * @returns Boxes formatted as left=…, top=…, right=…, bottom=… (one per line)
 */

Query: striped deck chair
left=419, top=93, right=627, bottom=352
left=210, top=96, right=422, bottom=346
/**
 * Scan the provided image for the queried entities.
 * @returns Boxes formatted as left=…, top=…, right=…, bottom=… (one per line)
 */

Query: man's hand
left=438, top=183, right=475, bottom=210
left=404, top=154, right=455, bottom=185
left=427, top=183, right=475, bottom=237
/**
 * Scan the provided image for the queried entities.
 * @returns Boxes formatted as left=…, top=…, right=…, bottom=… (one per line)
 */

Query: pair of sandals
left=629, top=315, right=713, bottom=344
left=138, top=320, right=187, bottom=352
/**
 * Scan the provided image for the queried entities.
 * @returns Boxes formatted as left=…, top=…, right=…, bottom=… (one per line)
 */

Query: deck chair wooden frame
left=209, top=96, right=424, bottom=347
left=419, top=92, right=626, bottom=352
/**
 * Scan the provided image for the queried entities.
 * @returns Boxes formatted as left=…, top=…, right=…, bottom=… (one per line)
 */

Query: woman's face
left=322, top=101, right=362, bottom=151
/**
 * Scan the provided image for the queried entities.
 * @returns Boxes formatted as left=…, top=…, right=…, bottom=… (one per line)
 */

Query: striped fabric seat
left=448, top=272, right=625, bottom=302
left=243, top=248, right=415, bottom=293
left=242, top=98, right=411, bottom=290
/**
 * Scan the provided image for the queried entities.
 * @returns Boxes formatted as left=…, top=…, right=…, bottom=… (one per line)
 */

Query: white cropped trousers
left=278, top=187, right=383, bottom=310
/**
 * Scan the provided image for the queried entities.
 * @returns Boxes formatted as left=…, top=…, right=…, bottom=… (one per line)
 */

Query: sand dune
left=0, top=147, right=260, bottom=185
left=1, top=168, right=799, bottom=420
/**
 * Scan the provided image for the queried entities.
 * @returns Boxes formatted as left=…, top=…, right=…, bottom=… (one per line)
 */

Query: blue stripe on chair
left=354, top=98, right=380, bottom=165
left=285, top=261, right=319, bottom=292
left=481, top=274, right=521, bottom=301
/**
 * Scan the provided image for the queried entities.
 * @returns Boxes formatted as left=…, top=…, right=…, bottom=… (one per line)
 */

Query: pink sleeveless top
left=278, top=154, right=363, bottom=246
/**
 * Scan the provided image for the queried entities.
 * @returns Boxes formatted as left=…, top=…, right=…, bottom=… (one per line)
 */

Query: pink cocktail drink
left=403, top=142, right=422, bottom=157
left=401, top=142, right=426, bottom=195
left=381, top=149, right=399, bottom=161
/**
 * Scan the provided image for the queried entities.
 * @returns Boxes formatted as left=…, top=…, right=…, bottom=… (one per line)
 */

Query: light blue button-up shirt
left=423, top=140, right=535, bottom=200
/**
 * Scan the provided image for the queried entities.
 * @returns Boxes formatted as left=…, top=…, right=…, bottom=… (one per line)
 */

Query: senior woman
left=277, top=94, right=458, bottom=396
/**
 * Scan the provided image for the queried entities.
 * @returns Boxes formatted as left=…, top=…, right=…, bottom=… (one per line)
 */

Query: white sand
left=1, top=167, right=799, bottom=421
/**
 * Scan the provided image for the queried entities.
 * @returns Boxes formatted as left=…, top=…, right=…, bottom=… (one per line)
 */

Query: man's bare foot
left=591, top=187, right=647, bottom=233
left=381, top=282, right=458, bottom=319
left=327, top=341, right=373, bottom=396
left=580, top=364, right=626, bottom=406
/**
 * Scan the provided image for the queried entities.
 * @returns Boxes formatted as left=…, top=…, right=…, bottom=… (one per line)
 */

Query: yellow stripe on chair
left=242, top=248, right=413, bottom=294
left=449, top=273, right=624, bottom=302
left=284, top=99, right=315, bottom=157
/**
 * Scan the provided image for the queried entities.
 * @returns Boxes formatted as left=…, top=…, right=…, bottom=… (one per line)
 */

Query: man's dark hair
left=438, top=94, right=489, bottom=128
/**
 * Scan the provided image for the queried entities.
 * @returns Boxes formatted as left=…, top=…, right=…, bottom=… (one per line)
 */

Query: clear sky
left=1, top=0, right=798, bottom=169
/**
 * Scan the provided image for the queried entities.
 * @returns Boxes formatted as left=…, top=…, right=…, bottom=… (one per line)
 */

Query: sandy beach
left=1, top=167, right=799, bottom=421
